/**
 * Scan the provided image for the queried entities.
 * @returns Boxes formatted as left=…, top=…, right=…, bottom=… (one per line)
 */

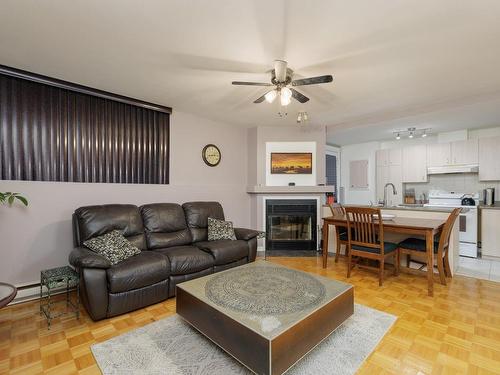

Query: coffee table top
left=177, top=260, right=352, bottom=339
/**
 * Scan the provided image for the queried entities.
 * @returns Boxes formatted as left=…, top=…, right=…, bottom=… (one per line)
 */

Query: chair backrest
left=345, top=207, right=385, bottom=254
left=328, top=203, right=345, bottom=217
left=437, top=208, right=461, bottom=254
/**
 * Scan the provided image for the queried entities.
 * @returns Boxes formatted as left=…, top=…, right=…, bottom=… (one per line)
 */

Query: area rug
left=91, top=304, right=396, bottom=375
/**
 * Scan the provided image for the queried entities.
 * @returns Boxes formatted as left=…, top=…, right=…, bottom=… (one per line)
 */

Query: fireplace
left=265, top=199, right=317, bottom=251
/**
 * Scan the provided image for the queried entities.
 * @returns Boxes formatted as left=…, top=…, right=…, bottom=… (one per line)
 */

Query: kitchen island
left=322, top=205, right=460, bottom=277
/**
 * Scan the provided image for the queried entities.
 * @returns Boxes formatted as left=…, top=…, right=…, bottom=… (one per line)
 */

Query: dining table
left=322, top=213, right=448, bottom=296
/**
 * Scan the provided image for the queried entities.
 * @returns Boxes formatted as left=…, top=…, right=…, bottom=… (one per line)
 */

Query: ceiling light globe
left=409, top=133, right=414, bottom=139
left=264, top=90, right=277, bottom=103
left=396, top=134, right=401, bottom=140
left=281, top=87, right=292, bottom=100
left=280, top=94, right=291, bottom=106
left=422, top=132, right=427, bottom=138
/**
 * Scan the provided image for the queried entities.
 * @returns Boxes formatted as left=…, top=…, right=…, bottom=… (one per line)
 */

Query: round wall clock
left=202, top=144, right=221, bottom=167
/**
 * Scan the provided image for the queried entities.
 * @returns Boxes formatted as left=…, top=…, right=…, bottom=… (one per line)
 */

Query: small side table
left=40, top=266, right=80, bottom=329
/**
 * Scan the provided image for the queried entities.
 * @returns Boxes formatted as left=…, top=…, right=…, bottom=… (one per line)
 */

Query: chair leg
left=444, top=254, right=452, bottom=277
left=347, top=249, right=352, bottom=278
left=436, top=256, right=447, bottom=285
left=406, top=254, right=411, bottom=268
left=394, top=250, right=400, bottom=276
left=379, top=259, right=384, bottom=286
left=335, top=237, right=341, bottom=263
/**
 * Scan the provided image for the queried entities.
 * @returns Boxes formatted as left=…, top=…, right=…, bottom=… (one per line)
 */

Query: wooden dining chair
left=345, top=207, right=399, bottom=286
left=327, top=204, right=349, bottom=263
left=398, top=208, right=461, bottom=285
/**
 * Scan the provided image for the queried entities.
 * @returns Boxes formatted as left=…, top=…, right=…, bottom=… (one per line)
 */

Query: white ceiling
left=1, top=0, right=500, bottom=144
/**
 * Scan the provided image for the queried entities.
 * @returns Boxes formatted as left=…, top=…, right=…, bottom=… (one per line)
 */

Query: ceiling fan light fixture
left=264, top=90, right=277, bottom=103
left=280, top=94, right=291, bottom=106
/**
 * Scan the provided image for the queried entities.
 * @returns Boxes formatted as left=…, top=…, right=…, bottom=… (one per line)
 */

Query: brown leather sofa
left=69, top=201, right=259, bottom=321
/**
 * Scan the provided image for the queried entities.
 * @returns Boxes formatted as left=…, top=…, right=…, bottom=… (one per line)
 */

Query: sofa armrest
left=234, top=228, right=262, bottom=241
left=69, top=247, right=111, bottom=269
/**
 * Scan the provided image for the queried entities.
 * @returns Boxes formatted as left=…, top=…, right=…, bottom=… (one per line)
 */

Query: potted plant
left=0, top=192, right=28, bottom=206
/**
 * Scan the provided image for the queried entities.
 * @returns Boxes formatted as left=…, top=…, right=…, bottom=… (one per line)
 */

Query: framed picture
left=270, top=152, right=313, bottom=174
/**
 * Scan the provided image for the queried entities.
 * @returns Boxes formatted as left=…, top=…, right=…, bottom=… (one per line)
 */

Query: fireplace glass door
left=265, top=199, right=317, bottom=251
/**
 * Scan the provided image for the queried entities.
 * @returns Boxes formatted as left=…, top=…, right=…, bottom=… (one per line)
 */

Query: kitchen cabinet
left=481, top=209, right=500, bottom=258
left=376, top=148, right=402, bottom=167
left=427, top=143, right=451, bottom=167
left=427, top=139, right=478, bottom=167
left=479, top=136, right=500, bottom=181
left=402, top=145, right=427, bottom=183
left=451, top=139, right=478, bottom=165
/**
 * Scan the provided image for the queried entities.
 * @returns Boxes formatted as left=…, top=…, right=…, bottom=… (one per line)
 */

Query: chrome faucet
left=383, top=183, right=397, bottom=207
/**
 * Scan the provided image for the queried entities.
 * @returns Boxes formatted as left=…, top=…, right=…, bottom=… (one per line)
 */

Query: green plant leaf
left=15, top=196, right=28, bottom=206
left=7, top=195, right=14, bottom=205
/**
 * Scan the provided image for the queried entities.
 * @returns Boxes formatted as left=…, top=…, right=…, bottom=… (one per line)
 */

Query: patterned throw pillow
left=83, top=230, right=141, bottom=265
left=208, top=217, right=237, bottom=241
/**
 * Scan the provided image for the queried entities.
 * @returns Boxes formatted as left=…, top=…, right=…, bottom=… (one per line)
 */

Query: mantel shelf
left=246, top=186, right=334, bottom=194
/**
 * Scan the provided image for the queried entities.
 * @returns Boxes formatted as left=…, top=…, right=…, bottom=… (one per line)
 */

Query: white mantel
left=247, top=185, right=334, bottom=194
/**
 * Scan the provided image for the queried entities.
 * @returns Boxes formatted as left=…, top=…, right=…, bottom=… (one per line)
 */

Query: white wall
left=265, top=142, right=316, bottom=186
left=340, top=141, right=379, bottom=204
left=0, top=111, right=250, bottom=286
left=251, top=125, right=327, bottom=187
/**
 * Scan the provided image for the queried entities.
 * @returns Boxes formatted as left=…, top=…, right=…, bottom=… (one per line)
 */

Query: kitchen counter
left=478, top=202, right=500, bottom=209
left=337, top=204, right=455, bottom=213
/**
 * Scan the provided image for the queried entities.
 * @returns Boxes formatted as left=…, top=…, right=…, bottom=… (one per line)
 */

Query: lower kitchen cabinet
left=481, top=209, right=500, bottom=258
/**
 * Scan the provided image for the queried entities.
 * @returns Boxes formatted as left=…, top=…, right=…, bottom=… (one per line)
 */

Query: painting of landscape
left=270, top=152, right=313, bottom=174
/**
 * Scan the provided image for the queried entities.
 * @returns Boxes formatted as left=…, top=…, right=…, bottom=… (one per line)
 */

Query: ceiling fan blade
left=274, top=60, right=288, bottom=82
left=291, top=88, right=310, bottom=103
left=292, top=75, right=333, bottom=86
left=232, top=81, right=273, bottom=86
left=253, top=91, right=273, bottom=103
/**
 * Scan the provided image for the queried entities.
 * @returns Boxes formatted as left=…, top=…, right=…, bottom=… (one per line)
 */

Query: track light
left=393, top=127, right=431, bottom=140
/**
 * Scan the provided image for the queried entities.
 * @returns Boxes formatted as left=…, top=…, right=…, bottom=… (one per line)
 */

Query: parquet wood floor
left=1, top=256, right=500, bottom=374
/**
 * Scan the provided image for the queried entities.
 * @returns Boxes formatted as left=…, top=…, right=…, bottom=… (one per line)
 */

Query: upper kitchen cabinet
left=427, top=143, right=451, bottom=167
left=479, top=136, right=500, bottom=181
left=402, top=145, right=427, bottom=182
left=376, top=148, right=402, bottom=167
left=451, top=139, right=478, bottom=165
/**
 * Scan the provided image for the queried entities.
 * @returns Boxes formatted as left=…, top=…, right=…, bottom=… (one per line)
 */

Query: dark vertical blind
left=0, top=73, right=169, bottom=184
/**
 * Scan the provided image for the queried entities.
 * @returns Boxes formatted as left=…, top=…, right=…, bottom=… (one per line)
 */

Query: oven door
left=458, top=208, right=478, bottom=244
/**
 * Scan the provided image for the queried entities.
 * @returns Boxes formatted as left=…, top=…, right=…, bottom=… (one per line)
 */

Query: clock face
left=202, top=144, right=221, bottom=166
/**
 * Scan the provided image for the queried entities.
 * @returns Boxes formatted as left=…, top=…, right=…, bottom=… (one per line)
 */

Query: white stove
left=424, top=191, right=479, bottom=258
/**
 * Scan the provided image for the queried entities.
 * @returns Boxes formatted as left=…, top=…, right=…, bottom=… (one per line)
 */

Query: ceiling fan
left=232, top=60, right=333, bottom=106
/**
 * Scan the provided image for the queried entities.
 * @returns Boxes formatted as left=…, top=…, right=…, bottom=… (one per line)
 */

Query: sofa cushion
left=141, top=203, right=192, bottom=249
left=74, top=204, right=146, bottom=249
left=83, top=230, right=141, bottom=265
left=154, top=246, right=214, bottom=275
left=106, top=251, right=170, bottom=294
left=182, top=202, right=225, bottom=242
left=208, top=217, right=237, bottom=241
left=195, top=240, right=248, bottom=265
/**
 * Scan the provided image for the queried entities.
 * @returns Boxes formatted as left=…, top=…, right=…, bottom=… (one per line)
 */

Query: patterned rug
left=92, top=304, right=396, bottom=375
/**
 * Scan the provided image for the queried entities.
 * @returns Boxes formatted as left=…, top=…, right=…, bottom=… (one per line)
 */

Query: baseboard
left=11, top=282, right=69, bottom=305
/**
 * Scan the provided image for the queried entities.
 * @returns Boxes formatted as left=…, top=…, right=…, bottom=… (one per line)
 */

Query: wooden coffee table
left=176, top=260, right=353, bottom=375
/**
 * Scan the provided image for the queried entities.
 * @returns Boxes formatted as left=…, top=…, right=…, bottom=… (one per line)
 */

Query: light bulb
left=409, top=132, right=414, bottom=139
left=422, top=132, right=427, bottom=138
left=281, top=87, right=292, bottom=99
left=396, top=133, right=401, bottom=140
left=303, top=112, right=308, bottom=121
left=264, top=90, right=277, bottom=103
left=280, top=93, right=291, bottom=106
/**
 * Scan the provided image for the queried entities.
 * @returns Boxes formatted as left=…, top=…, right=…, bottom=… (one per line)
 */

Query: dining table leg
left=425, top=229, right=434, bottom=297
left=322, top=220, right=329, bottom=269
